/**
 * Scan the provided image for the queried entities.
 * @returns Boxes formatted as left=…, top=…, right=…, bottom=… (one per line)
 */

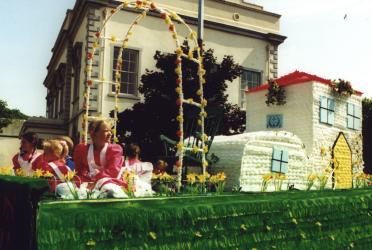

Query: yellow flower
left=86, top=239, right=96, bottom=246
left=43, top=171, right=54, bottom=178
left=186, top=173, right=197, bottom=184
left=308, top=174, right=317, bottom=181
left=16, top=168, right=26, bottom=177
left=217, top=172, right=226, bottom=181
left=66, top=170, right=76, bottom=181
left=110, top=35, right=116, bottom=42
left=203, top=146, right=209, bottom=153
left=34, top=169, right=44, bottom=178
left=197, top=174, right=207, bottom=183
left=192, top=146, right=199, bottom=153
left=149, top=231, right=157, bottom=240
left=159, top=172, right=173, bottom=182
left=176, top=115, right=183, bottom=122
left=194, top=231, right=202, bottom=238
left=176, top=142, right=183, bottom=151
left=175, top=47, right=183, bottom=55
left=175, top=87, right=181, bottom=94
left=0, top=166, right=14, bottom=176
left=262, top=173, right=273, bottom=182
left=201, top=99, right=207, bottom=107
left=196, top=89, right=202, bottom=96
left=202, top=161, right=208, bottom=167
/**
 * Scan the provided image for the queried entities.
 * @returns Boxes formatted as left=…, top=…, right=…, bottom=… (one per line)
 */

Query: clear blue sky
left=0, top=0, right=371, bottom=117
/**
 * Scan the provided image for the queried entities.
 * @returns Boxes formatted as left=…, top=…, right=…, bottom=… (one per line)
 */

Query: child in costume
left=12, top=132, right=43, bottom=176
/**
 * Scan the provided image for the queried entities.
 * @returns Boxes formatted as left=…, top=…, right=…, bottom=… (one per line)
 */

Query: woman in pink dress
left=73, top=119, right=126, bottom=197
left=12, top=132, right=43, bottom=176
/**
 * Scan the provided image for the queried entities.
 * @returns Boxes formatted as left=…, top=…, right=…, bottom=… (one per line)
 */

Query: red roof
left=246, top=71, right=363, bottom=96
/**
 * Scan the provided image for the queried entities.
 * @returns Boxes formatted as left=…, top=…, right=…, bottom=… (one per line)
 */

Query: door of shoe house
left=332, top=132, right=353, bottom=189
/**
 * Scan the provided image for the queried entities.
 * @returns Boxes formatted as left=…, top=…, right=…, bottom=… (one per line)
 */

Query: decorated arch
left=83, top=0, right=209, bottom=189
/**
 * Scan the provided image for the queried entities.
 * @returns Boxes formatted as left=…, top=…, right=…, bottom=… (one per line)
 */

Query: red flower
left=169, top=25, right=175, bottom=32
left=136, top=0, right=142, bottom=5
left=160, top=12, right=167, bottom=19
left=175, top=59, right=181, bottom=65
left=176, top=78, right=181, bottom=85
left=176, top=99, right=182, bottom=106
left=87, top=80, right=93, bottom=86
left=176, top=130, right=183, bottom=138
left=87, top=53, right=92, bottom=59
left=175, top=160, right=181, bottom=168
left=150, top=3, right=157, bottom=10
left=95, top=32, right=100, bottom=38
left=110, top=9, right=116, bottom=14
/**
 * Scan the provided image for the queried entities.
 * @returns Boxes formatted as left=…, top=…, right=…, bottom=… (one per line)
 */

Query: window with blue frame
left=319, top=96, right=335, bottom=125
left=267, top=114, right=283, bottom=128
left=271, top=147, right=288, bottom=174
left=347, top=103, right=361, bottom=130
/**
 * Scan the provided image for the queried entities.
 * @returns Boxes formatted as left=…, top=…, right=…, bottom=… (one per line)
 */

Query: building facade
left=43, top=0, right=286, bottom=143
left=245, top=71, right=364, bottom=184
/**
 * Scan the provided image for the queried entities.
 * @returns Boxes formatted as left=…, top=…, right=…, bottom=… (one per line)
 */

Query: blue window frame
left=319, top=96, right=335, bottom=125
left=271, top=147, right=288, bottom=174
left=347, top=103, right=361, bottom=130
left=267, top=114, right=283, bottom=128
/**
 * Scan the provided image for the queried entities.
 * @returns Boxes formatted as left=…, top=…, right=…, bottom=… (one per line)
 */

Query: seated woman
left=73, top=119, right=126, bottom=198
left=42, top=140, right=72, bottom=192
left=117, top=143, right=153, bottom=197
left=12, top=132, right=43, bottom=176
left=119, top=143, right=153, bottom=185
left=56, top=135, right=75, bottom=170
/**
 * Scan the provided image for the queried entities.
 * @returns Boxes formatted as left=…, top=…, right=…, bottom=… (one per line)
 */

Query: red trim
left=246, top=71, right=363, bottom=96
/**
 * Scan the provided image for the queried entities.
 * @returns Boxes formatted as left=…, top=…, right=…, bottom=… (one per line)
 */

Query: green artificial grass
left=37, top=189, right=372, bottom=250
left=0, top=175, right=50, bottom=250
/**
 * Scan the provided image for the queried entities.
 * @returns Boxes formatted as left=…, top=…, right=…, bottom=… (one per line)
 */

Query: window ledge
left=107, top=93, right=140, bottom=100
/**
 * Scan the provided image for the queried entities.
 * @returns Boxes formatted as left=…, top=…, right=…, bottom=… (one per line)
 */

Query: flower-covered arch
left=84, top=0, right=208, bottom=189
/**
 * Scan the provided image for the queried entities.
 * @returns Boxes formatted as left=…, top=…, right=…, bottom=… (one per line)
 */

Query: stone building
left=41, top=0, right=286, bottom=143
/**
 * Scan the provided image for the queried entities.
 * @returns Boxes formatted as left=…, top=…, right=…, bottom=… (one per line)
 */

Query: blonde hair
left=43, top=139, right=68, bottom=160
left=56, top=135, right=74, bottom=153
left=88, top=119, right=111, bottom=134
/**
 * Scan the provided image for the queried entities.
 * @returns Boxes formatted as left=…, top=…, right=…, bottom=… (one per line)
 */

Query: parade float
left=1, top=1, right=372, bottom=249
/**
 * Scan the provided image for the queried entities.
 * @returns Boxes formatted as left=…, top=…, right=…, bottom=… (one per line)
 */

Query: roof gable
left=246, top=70, right=363, bottom=96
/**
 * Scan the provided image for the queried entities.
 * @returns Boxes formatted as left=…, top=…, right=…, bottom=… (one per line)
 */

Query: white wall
left=0, top=120, right=24, bottom=167
left=246, top=82, right=314, bottom=155
left=99, top=9, right=272, bottom=116
left=310, top=82, right=363, bottom=175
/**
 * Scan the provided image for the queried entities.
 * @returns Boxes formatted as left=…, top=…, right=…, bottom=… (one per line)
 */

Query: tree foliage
left=362, top=98, right=372, bottom=173
left=0, top=99, right=28, bottom=132
left=116, top=43, right=245, bottom=162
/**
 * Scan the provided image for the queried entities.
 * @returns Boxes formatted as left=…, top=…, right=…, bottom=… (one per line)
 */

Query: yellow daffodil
left=194, top=231, right=202, bottom=238
left=0, top=166, right=14, bottom=176
left=34, top=169, right=44, bottom=178
left=197, top=174, right=207, bottom=183
left=43, top=171, right=54, bottom=178
left=149, top=231, right=157, bottom=240
left=308, top=174, right=317, bottom=181
left=186, top=173, right=196, bottom=184
left=15, top=168, right=26, bottom=177
left=262, top=173, right=273, bottom=182
left=66, top=170, right=76, bottom=181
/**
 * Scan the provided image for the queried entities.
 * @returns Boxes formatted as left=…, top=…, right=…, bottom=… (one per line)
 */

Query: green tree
left=116, top=43, right=245, bottom=162
left=362, top=98, right=372, bottom=173
left=0, top=100, right=28, bottom=132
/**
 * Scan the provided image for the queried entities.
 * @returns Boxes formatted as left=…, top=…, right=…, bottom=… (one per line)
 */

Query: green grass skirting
left=0, top=175, right=49, bottom=250
left=37, top=189, right=372, bottom=250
